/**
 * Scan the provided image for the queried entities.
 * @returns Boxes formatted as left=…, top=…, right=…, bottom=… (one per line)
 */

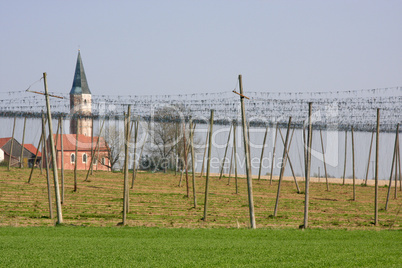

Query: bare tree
left=144, top=105, right=198, bottom=172
left=102, top=125, right=124, bottom=171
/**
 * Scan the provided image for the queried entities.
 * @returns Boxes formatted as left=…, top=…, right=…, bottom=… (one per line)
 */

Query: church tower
left=70, top=50, right=92, bottom=136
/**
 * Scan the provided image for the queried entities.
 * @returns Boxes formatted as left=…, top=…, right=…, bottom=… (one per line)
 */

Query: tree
left=144, top=105, right=198, bottom=172
left=102, top=125, right=124, bottom=171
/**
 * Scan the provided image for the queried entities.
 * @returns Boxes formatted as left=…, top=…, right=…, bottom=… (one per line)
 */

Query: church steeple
left=70, top=50, right=91, bottom=95
left=70, top=50, right=92, bottom=136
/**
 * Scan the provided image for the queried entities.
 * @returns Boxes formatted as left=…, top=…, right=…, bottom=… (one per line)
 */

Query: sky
left=1, top=0, right=401, bottom=96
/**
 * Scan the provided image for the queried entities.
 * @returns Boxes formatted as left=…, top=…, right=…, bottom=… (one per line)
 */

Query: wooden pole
left=178, top=169, right=184, bottom=187
left=8, top=116, right=16, bottom=170
left=352, top=126, right=356, bottom=201
left=40, top=128, right=44, bottom=175
left=320, top=129, right=329, bottom=191
left=96, top=117, right=102, bottom=171
left=303, top=123, right=307, bottom=180
left=200, top=124, right=209, bottom=177
left=42, top=112, right=53, bottom=219
left=394, top=139, right=398, bottom=199
left=28, top=116, right=47, bottom=183
left=219, top=124, right=233, bottom=179
left=20, top=117, right=27, bottom=168
left=365, top=132, right=374, bottom=185
left=122, top=105, right=131, bottom=225
left=278, top=127, right=300, bottom=193
left=247, top=121, right=252, bottom=172
left=273, top=117, right=292, bottom=217
left=270, top=124, right=279, bottom=185
left=54, top=119, right=60, bottom=170
left=43, top=72, right=63, bottom=224
left=303, top=102, right=313, bottom=229
left=74, top=119, right=79, bottom=192
left=203, top=110, right=214, bottom=221
left=233, top=121, right=238, bottom=194
left=385, top=123, right=399, bottom=210
left=189, top=119, right=197, bottom=207
left=398, top=137, right=401, bottom=191
left=374, top=109, right=380, bottom=226
left=258, top=125, right=269, bottom=181
left=90, top=117, right=94, bottom=175
left=228, top=145, right=234, bottom=185
left=85, top=120, right=105, bottom=181
left=125, top=115, right=131, bottom=214
left=238, top=74, right=256, bottom=229
left=175, top=123, right=179, bottom=176
left=342, top=130, right=347, bottom=185
left=27, top=132, right=43, bottom=183
left=395, top=126, right=400, bottom=198
left=183, top=120, right=190, bottom=198
left=131, top=120, right=139, bottom=189
left=60, top=117, right=65, bottom=204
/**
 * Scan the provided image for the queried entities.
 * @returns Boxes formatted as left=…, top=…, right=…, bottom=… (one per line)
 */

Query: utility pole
left=43, top=72, right=63, bottom=224
left=203, top=110, right=214, bottom=221
left=237, top=74, right=256, bottom=229
left=122, top=105, right=131, bottom=225
left=374, top=109, right=380, bottom=226
left=20, top=117, right=27, bottom=168
left=8, top=116, right=16, bottom=170
left=303, top=102, right=313, bottom=229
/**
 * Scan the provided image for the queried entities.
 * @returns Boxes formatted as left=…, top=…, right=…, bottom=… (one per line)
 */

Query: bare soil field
left=0, top=167, right=400, bottom=229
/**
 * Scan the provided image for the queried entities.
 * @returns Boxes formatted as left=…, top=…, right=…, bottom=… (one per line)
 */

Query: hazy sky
left=1, top=0, right=401, bottom=96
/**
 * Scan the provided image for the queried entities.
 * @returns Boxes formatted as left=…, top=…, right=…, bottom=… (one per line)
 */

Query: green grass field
left=0, top=227, right=401, bottom=267
left=1, top=167, right=401, bottom=267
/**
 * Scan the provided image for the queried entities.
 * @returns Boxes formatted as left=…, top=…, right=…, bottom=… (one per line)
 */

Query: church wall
left=55, top=150, right=109, bottom=171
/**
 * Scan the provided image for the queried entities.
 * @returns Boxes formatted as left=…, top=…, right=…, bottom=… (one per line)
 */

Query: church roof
left=70, top=51, right=91, bottom=95
left=52, top=134, right=108, bottom=152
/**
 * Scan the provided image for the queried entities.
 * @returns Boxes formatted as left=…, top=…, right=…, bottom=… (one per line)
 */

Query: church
left=50, top=51, right=110, bottom=171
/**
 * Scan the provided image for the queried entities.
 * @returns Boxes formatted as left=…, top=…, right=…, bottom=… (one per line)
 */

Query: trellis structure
left=0, top=86, right=401, bottom=132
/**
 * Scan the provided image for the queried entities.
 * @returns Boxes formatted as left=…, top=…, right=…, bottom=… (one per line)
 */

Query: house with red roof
left=0, top=137, right=41, bottom=167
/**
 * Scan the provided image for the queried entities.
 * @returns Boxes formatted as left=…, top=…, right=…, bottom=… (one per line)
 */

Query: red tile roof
left=0, top=137, right=11, bottom=148
left=23, top=144, right=41, bottom=157
left=52, top=134, right=108, bottom=152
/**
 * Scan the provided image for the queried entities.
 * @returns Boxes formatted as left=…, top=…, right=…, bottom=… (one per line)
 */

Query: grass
left=0, top=166, right=401, bottom=229
left=1, top=167, right=401, bottom=267
left=0, top=227, right=401, bottom=267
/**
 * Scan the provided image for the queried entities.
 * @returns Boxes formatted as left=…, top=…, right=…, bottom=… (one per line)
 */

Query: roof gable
left=24, top=144, right=41, bottom=157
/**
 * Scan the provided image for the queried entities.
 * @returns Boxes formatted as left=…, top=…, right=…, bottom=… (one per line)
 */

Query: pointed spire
left=70, top=51, right=91, bottom=95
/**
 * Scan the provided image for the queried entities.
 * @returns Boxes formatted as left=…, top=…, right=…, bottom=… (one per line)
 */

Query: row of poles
left=12, top=73, right=400, bottom=228
left=122, top=75, right=398, bottom=228
left=119, top=75, right=315, bottom=228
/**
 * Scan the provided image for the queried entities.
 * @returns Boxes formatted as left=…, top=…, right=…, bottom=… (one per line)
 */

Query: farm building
left=0, top=137, right=41, bottom=167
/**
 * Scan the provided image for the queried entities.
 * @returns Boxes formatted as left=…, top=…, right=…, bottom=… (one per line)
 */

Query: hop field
left=0, top=167, right=400, bottom=229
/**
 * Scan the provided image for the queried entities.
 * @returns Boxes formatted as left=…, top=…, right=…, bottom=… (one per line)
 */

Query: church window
left=71, top=153, right=75, bottom=163
left=82, top=153, right=87, bottom=163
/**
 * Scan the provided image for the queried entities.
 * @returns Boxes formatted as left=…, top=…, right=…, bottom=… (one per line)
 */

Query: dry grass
left=0, top=166, right=400, bottom=229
